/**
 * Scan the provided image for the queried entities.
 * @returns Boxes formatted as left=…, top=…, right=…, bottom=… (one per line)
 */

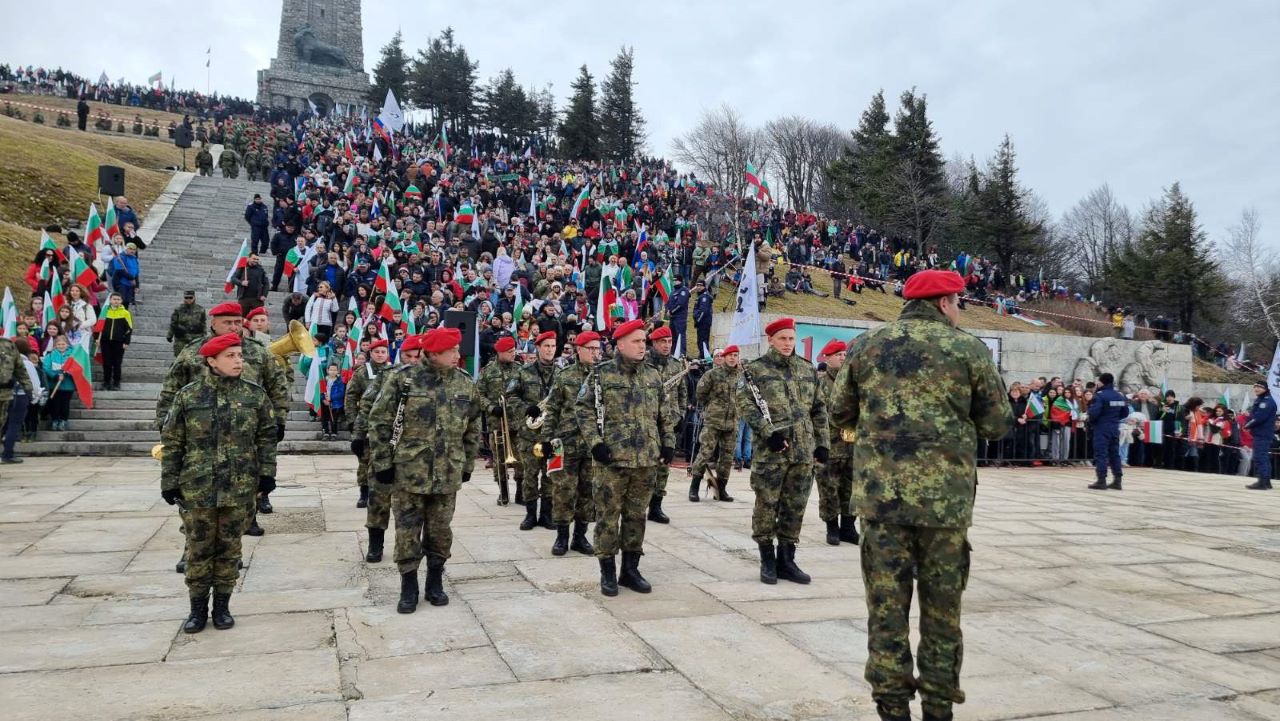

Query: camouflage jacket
left=543, top=361, right=592, bottom=458
left=830, top=300, right=1013, bottom=528
left=505, top=360, right=558, bottom=442
left=160, top=374, right=277, bottom=508
left=368, top=362, right=481, bottom=495
left=348, top=361, right=390, bottom=439
left=576, top=356, right=673, bottom=468
left=0, top=338, right=35, bottom=401
left=821, top=366, right=854, bottom=460
left=167, top=303, right=206, bottom=348
left=695, top=364, right=739, bottom=431
left=195, top=149, right=213, bottom=169
left=476, top=359, right=521, bottom=419
left=218, top=150, right=239, bottom=170
left=736, top=348, right=829, bottom=465
left=646, top=350, right=687, bottom=434
left=156, top=334, right=288, bottom=428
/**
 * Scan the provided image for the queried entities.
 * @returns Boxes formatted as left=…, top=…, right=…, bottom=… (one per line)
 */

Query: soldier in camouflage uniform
left=243, top=145, right=260, bottom=182
left=161, top=333, right=277, bottom=634
left=540, top=331, right=601, bottom=557
left=505, top=331, right=559, bottom=531
left=736, top=317, right=829, bottom=586
left=476, top=336, right=522, bottom=505
left=644, top=326, right=686, bottom=523
left=351, top=339, right=410, bottom=563
left=157, top=303, right=288, bottom=553
left=167, top=290, right=207, bottom=356
left=830, top=270, right=1012, bottom=721
left=195, top=143, right=214, bottom=177
left=576, top=320, right=674, bottom=597
left=817, top=339, right=859, bottom=546
left=689, top=345, right=740, bottom=502
left=218, top=148, right=240, bottom=179
left=0, top=337, right=35, bottom=445
left=348, top=340, right=392, bottom=515
left=368, top=328, right=481, bottom=613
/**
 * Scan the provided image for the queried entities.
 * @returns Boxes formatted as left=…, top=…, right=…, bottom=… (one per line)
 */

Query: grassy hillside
left=2, top=94, right=191, bottom=133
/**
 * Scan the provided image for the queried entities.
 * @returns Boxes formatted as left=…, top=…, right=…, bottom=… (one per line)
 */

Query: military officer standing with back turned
left=577, top=319, right=674, bottom=597
left=689, top=345, right=740, bottom=502
left=817, top=339, right=859, bottom=547
left=830, top=269, right=1012, bottom=721
left=368, top=327, right=481, bottom=614
left=644, top=325, right=685, bottom=523
left=737, top=317, right=829, bottom=587
left=506, top=330, right=559, bottom=531
left=540, top=330, right=601, bottom=557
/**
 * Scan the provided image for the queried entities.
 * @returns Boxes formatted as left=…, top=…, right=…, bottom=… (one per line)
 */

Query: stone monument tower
left=257, top=0, right=371, bottom=116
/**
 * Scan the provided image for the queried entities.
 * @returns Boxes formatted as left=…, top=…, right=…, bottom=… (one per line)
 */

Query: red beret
left=820, top=340, right=847, bottom=357
left=368, top=339, right=389, bottom=350
left=399, top=334, right=423, bottom=353
left=765, top=318, right=795, bottom=336
left=648, top=326, right=672, bottom=341
left=611, top=319, right=645, bottom=341
left=722, top=345, right=740, bottom=355
left=535, top=331, right=557, bottom=346
left=209, top=302, right=243, bottom=318
left=494, top=336, right=516, bottom=352
left=199, top=333, right=242, bottom=357
left=902, top=270, right=965, bottom=300
left=421, top=327, right=462, bottom=353
left=575, top=331, right=601, bottom=346
left=244, top=307, right=267, bottom=321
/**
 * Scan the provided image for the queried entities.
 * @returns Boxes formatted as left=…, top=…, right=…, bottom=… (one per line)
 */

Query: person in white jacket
left=304, top=281, right=338, bottom=344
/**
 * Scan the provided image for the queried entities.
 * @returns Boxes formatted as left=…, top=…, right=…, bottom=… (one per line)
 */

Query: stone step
left=69, top=408, right=155, bottom=420
left=18, top=439, right=345, bottom=456
left=33, top=428, right=341, bottom=442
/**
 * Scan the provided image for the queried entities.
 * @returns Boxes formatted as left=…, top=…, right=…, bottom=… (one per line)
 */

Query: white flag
left=1, top=287, right=17, bottom=337
left=307, top=98, right=319, bottom=117
left=379, top=89, right=405, bottom=133
left=372, top=143, right=383, bottom=163
left=727, top=243, right=760, bottom=348
left=1268, top=342, right=1280, bottom=407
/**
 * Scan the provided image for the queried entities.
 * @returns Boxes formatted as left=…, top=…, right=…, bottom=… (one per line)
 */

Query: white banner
left=727, top=243, right=760, bottom=348
left=1268, top=341, right=1280, bottom=407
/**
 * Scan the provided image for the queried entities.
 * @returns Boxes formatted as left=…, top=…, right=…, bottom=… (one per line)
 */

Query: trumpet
left=662, top=357, right=712, bottom=390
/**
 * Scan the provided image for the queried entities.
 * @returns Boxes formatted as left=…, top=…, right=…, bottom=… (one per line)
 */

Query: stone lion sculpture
left=293, top=26, right=348, bottom=68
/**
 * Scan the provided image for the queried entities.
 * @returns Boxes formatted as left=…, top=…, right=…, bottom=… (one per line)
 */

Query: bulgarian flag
left=49, top=272, right=65, bottom=313
left=283, top=244, right=307, bottom=277
left=1, top=288, right=16, bottom=337
left=595, top=268, right=617, bottom=331
left=343, top=166, right=356, bottom=195
left=339, top=346, right=354, bottom=383
left=613, top=264, right=633, bottom=293
left=65, top=245, right=96, bottom=289
left=42, top=290, right=56, bottom=328
left=223, top=239, right=250, bottom=294
left=440, top=126, right=450, bottom=158
left=373, top=259, right=394, bottom=294
left=511, top=291, right=525, bottom=329
left=1026, top=393, right=1045, bottom=418
left=84, top=203, right=104, bottom=248
left=39, top=230, right=64, bottom=263
left=744, top=161, right=762, bottom=191
left=757, top=179, right=773, bottom=203
left=569, top=184, right=591, bottom=221
left=546, top=439, right=564, bottom=473
left=1142, top=420, right=1164, bottom=444
left=102, top=201, right=118, bottom=241
left=65, top=332, right=94, bottom=408
left=377, top=276, right=402, bottom=322
left=654, top=266, right=674, bottom=302
left=303, top=349, right=323, bottom=413
left=455, top=202, right=475, bottom=226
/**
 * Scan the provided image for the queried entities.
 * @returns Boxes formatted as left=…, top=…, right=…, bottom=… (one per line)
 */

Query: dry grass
left=1192, top=358, right=1264, bottom=385
left=2, top=94, right=190, bottom=132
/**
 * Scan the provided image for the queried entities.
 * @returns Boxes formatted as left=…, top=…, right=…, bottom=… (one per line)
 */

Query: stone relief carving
left=1068, top=339, right=1170, bottom=394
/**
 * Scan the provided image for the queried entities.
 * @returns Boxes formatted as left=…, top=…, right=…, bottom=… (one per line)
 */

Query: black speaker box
left=98, top=165, right=125, bottom=196
left=443, top=310, right=477, bottom=356
left=174, top=126, right=193, bottom=148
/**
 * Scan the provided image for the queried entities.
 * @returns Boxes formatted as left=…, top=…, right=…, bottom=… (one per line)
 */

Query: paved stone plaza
left=1, top=459, right=1278, bottom=720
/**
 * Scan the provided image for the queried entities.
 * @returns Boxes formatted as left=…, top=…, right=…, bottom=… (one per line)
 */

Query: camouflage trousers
left=357, top=451, right=370, bottom=489
left=817, top=456, right=854, bottom=522
left=517, top=439, right=551, bottom=501
left=593, top=465, right=652, bottom=558
left=183, top=504, right=251, bottom=597
left=860, top=521, right=971, bottom=715
left=651, top=465, right=670, bottom=498
left=749, top=462, right=814, bottom=545
left=552, top=455, right=595, bottom=525
left=691, top=425, right=735, bottom=483
left=392, top=490, right=457, bottom=574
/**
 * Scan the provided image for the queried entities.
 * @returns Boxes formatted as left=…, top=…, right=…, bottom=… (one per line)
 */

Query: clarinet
left=389, top=378, right=409, bottom=451
left=593, top=371, right=605, bottom=436
left=741, top=364, right=773, bottom=428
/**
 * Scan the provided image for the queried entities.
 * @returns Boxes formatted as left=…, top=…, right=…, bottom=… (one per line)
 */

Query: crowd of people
left=0, top=63, right=257, bottom=120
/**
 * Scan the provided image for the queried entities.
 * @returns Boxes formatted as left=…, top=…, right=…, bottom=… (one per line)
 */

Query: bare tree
left=1222, top=208, right=1280, bottom=341
left=1059, top=184, right=1134, bottom=292
left=763, top=116, right=847, bottom=212
left=671, top=104, right=769, bottom=204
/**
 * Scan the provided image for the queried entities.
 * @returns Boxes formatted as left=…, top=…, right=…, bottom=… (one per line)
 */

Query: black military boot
left=758, top=542, right=777, bottom=585
left=244, top=516, right=265, bottom=536
left=922, top=704, right=954, bottom=721
left=1245, top=479, right=1273, bottom=490
left=1107, top=477, right=1123, bottom=490
left=182, top=594, right=208, bottom=633
left=876, top=700, right=912, bottom=721
left=647, top=494, right=670, bottom=524
left=514, top=484, right=524, bottom=505
left=619, top=551, right=652, bottom=593
left=365, top=528, right=384, bottom=563
left=538, top=497, right=555, bottom=530
left=1087, top=478, right=1108, bottom=490
left=839, top=515, right=860, bottom=545
left=519, top=500, right=538, bottom=531
left=551, top=524, right=570, bottom=556
left=776, top=543, right=811, bottom=584
left=717, top=476, right=734, bottom=502
left=825, top=519, right=841, bottom=546
left=424, top=561, right=449, bottom=607
left=175, top=555, right=186, bottom=574
left=211, top=592, right=235, bottom=629
left=570, top=521, right=594, bottom=555
left=688, top=476, right=702, bottom=502
left=356, top=485, right=369, bottom=508
left=257, top=494, right=273, bottom=514
left=599, top=556, right=619, bottom=597
left=397, top=571, right=419, bottom=614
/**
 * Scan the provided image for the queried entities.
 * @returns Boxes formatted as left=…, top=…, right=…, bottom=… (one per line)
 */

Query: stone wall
left=257, top=0, right=371, bottom=112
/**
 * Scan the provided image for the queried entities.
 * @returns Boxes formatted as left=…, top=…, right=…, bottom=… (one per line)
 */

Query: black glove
left=525, top=404, right=542, bottom=420
left=374, top=467, right=395, bottom=484
left=350, top=438, right=365, bottom=457
left=258, top=476, right=276, bottom=494
left=462, top=472, right=471, bottom=484
left=538, top=441, right=555, bottom=458
left=591, top=442, right=613, bottom=465
left=813, top=446, right=830, bottom=464
left=659, top=445, right=675, bottom=464
left=161, top=488, right=183, bottom=506
left=276, top=420, right=287, bottom=443
left=767, top=431, right=789, bottom=452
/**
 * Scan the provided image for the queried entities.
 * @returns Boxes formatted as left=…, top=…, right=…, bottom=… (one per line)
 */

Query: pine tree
left=886, top=89, right=947, bottom=253
left=599, top=47, right=646, bottom=160
left=369, top=30, right=410, bottom=105
left=973, top=135, right=1043, bottom=272
left=408, top=27, right=478, bottom=134
left=481, top=69, right=538, bottom=140
left=559, top=65, right=600, bottom=161
left=828, top=90, right=894, bottom=223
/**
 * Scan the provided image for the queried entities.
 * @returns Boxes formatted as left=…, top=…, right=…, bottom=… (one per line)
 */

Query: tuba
left=268, top=320, right=317, bottom=362
left=151, top=444, right=164, bottom=460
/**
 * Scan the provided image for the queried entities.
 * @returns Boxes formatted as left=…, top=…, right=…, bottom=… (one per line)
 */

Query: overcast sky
left=5, top=1, right=1278, bottom=248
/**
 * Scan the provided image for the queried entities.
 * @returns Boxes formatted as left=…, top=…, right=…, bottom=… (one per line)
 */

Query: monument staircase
left=24, top=174, right=347, bottom=456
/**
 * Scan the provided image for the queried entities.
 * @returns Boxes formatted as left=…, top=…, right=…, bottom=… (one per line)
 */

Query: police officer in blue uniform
left=1087, top=373, right=1130, bottom=490
left=1245, top=381, right=1277, bottom=490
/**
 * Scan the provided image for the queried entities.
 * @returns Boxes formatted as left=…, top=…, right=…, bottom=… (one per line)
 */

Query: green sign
left=793, top=322, right=1000, bottom=368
